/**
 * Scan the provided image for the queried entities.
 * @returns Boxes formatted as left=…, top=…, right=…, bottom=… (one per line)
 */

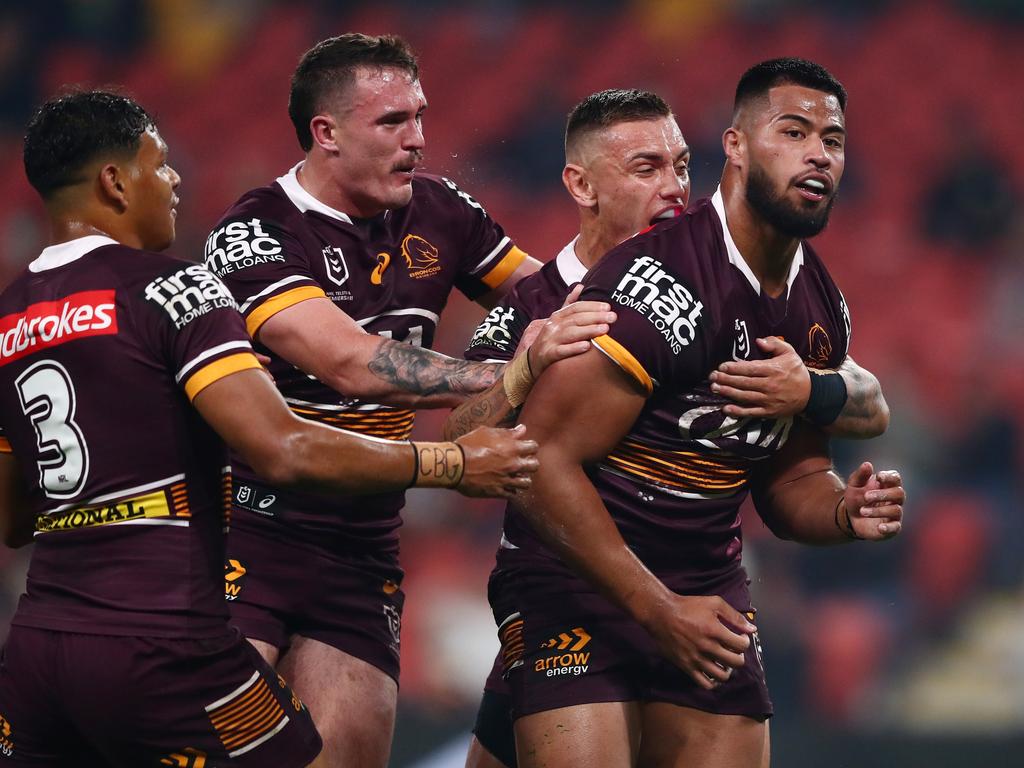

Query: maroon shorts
left=225, top=523, right=404, bottom=682
left=489, top=566, right=772, bottom=721
left=0, top=625, right=321, bottom=767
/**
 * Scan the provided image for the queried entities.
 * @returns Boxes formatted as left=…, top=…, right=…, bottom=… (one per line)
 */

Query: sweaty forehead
left=344, top=66, right=424, bottom=112
left=581, top=117, right=686, bottom=164
left=762, top=84, right=844, bottom=128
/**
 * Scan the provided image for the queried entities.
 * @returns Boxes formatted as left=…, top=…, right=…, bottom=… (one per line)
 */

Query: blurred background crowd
left=1, top=1, right=1022, bottom=765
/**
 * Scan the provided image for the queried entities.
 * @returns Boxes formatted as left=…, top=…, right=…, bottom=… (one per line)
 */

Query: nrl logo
left=732, top=319, right=750, bottom=360
left=322, top=246, right=349, bottom=287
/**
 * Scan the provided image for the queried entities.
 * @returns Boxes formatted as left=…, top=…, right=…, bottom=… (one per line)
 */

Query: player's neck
left=721, top=181, right=799, bottom=298
left=576, top=218, right=627, bottom=270
left=48, top=210, right=134, bottom=249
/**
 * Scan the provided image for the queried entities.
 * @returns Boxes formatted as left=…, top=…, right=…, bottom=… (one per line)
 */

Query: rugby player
left=451, top=88, right=892, bottom=768
left=204, top=33, right=612, bottom=767
left=465, top=60, right=905, bottom=768
left=0, top=90, right=538, bottom=767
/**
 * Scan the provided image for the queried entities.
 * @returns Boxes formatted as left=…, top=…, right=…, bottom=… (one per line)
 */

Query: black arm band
left=804, top=371, right=848, bottom=426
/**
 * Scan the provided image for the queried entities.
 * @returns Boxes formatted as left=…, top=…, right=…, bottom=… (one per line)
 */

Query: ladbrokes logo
left=0, top=290, right=116, bottom=367
left=468, top=305, right=517, bottom=352
left=612, top=255, right=703, bottom=355
left=534, top=626, right=591, bottom=678
left=204, top=218, right=285, bottom=276
left=402, top=235, right=441, bottom=279
left=144, top=265, right=236, bottom=329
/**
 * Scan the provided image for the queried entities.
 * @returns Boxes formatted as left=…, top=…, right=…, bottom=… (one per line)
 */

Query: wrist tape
left=409, top=442, right=466, bottom=488
left=503, top=350, right=535, bottom=408
left=805, top=370, right=848, bottom=426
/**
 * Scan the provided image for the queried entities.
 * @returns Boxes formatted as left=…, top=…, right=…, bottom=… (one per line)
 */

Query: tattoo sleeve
left=367, top=338, right=503, bottom=401
left=444, top=378, right=519, bottom=440
left=828, top=357, right=890, bottom=439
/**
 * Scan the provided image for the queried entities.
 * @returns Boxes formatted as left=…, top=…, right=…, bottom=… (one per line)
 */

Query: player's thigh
left=78, top=631, right=321, bottom=768
left=514, top=701, right=640, bottom=768
left=466, top=735, right=512, bottom=768
left=277, top=635, right=397, bottom=768
left=637, top=703, right=768, bottom=768
left=247, top=637, right=280, bottom=666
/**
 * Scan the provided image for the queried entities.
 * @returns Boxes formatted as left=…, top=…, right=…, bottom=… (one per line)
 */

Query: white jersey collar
left=29, top=235, right=120, bottom=273
left=710, top=186, right=803, bottom=297
left=555, top=236, right=587, bottom=285
left=277, top=162, right=355, bottom=225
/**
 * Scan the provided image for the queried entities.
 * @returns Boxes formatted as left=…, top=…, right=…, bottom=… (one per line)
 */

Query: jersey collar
left=277, top=162, right=355, bottom=225
left=29, top=235, right=120, bottom=273
left=710, top=186, right=803, bottom=297
left=555, top=236, right=587, bottom=285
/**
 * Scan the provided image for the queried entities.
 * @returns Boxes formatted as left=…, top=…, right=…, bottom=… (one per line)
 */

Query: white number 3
left=15, top=360, right=90, bottom=499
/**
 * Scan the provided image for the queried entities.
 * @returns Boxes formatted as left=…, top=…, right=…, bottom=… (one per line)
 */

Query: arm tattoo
left=444, top=379, right=519, bottom=440
left=368, top=338, right=503, bottom=397
left=829, top=357, right=888, bottom=438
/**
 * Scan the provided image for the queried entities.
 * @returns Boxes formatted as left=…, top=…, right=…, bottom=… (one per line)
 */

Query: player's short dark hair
left=289, top=33, right=420, bottom=152
left=733, top=57, right=847, bottom=117
left=565, top=89, right=671, bottom=155
left=23, top=90, right=154, bottom=199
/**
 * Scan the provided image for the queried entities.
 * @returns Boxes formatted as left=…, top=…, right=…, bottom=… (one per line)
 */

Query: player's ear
left=562, top=164, right=596, bottom=209
left=98, top=162, right=129, bottom=212
left=310, top=114, right=339, bottom=153
left=723, top=126, right=745, bottom=168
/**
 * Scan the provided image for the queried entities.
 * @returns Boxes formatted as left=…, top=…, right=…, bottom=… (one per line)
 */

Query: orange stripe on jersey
left=480, top=246, right=528, bottom=289
left=290, top=406, right=416, bottom=440
left=592, top=335, right=653, bottom=395
left=0, top=436, right=10, bottom=453
left=183, top=353, right=262, bottom=401
left=604, top=439, right=749, bottom=496
left=245, top=286, right=327, bottom=337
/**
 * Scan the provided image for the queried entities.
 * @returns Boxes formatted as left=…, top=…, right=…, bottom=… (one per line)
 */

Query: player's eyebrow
left=627, top=151, right=670, bottom=164
left=675, top=146, right=691, bottom=162
left=775, top=113, right=846, bottom=135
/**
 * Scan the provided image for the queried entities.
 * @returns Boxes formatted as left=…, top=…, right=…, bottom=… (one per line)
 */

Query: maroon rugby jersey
left=0, top=236, right=261, bottom=637
left=500, top=191, right=851, bottom=589
left=205, top=165, right=527, bottom=556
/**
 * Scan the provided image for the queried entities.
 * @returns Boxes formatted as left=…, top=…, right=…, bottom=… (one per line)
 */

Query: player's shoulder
left=587, top=199, right=721, bottom=286
left=211, top=182, right=296, bottom=231
left=411, top=173, right=489, bottom=217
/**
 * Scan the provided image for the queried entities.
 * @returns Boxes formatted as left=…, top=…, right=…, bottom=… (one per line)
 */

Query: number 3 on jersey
left=15, top=360, right=89, bottom=499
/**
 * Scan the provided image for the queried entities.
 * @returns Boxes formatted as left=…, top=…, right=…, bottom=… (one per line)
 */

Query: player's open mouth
left=794, top=174, right=831, bottom=202
left=649, top=205, right=683, bottom=224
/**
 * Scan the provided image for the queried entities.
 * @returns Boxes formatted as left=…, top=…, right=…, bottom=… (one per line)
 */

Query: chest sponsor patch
left=0, top=290, right=117, bottom=366
left=611, top=255, right=703, bottom=355
left=144, top=265, right=237, bottom=329
left=468, top=305, right=517, bottom=352
left=204, top=218, right=286, bottom=276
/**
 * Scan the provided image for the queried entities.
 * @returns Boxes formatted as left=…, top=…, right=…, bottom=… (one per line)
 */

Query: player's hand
left=843, top=462, right=904, bottom=540
left=710, top=337, right=810, bottom=419
left=255, top=352, right=275, bottom=382
left=455, top=424, right=539, bottom=499
left=514, top=285, right=616, bottom=375
left=645, top=594, right=756, bottom=691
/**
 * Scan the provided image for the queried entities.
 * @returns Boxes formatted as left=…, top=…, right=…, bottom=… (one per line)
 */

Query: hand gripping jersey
left=206, top=165, right=527, bottom=556
left=0, top=236, right=261, bottom=637
left=466, top=238, right=587, bottom=365
left=499, top=191, right=851, bottom=589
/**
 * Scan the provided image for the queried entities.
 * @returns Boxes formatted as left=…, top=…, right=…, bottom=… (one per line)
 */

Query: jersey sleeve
left=579, top=238, right=709, bottom=396
left=204, top=215, right=326, bottom=338
left=434, top=177, right=529, bottom=300
left=135, top=261, right=262, bottom=401
left=463, top=288, right=533, bottom=363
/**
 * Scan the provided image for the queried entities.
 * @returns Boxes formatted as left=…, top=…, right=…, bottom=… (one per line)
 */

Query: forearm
left=756, top=467, right=850, bottom=545
left=443, top=377, right=518, bottom=440
left=824, top=359, right=890, bottom=439
left=359, top=338, right=503, bottom=408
